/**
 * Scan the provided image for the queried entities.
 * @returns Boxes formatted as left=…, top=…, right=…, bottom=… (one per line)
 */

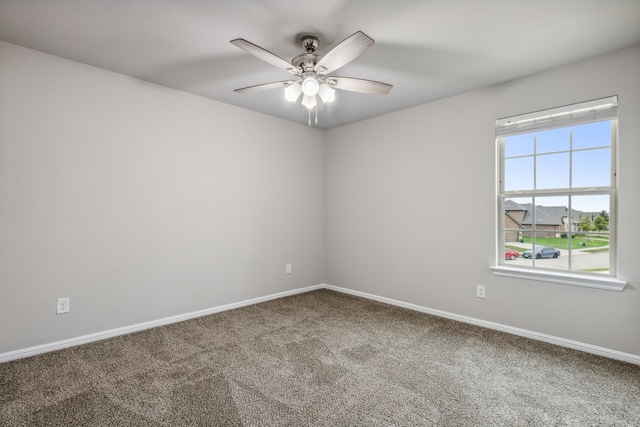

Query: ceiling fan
left=230, top=31, right=393, bottom=125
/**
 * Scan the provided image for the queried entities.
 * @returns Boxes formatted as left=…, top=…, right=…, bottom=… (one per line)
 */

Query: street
left=505, top=243, right=610, bottom=273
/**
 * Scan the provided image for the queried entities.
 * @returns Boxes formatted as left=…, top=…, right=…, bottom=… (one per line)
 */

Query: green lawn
left=521, top=236, right=608, bottom=250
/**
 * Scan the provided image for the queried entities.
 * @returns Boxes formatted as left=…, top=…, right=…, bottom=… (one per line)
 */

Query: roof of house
left=506, top=203, right=584, bottom=226
left=505, top=200, right=526, bottom=211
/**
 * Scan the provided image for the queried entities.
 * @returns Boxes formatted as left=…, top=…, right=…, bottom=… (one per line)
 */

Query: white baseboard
left=2, top=283, right=638, bottom=366
left=0, top=284, right=323, bottom=364
left=324, top=284, right=640, bottom=366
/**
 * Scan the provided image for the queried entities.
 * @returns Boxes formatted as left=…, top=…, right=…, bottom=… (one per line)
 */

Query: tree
left=578, top=215, right=593, bottom=232
left=593, top=214, right=608, bottom=231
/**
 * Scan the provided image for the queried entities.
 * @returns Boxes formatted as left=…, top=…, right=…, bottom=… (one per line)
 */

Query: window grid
left=497, top=99, right=617, bottom=279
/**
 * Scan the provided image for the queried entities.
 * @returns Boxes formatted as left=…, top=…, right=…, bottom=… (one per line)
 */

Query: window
left=493, top=96, right=626, bottom=290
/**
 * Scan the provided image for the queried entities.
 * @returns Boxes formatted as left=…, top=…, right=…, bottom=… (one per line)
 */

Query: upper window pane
left=536, top=152, right=570, bottom=190
left=573, top=121, right=611, bottom=150
left=572, top=148, right=611, bottom=188
left=504, top=157, right=533, bottom=191
left=536, top=127, right=570, bottom=154
left=504, top=133, right=534, bottom=158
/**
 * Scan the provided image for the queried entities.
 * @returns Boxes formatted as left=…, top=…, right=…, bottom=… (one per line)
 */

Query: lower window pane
left=503, top=197, right=530, bottom=265
left=502, top=195, right=611, bottom=274
left=570, top=194, right=611, bottom=274
left=524, top=232, right=567, bottom=271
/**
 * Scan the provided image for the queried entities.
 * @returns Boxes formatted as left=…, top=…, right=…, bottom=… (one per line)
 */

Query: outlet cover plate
left=57, top=297, right=70, bottom=314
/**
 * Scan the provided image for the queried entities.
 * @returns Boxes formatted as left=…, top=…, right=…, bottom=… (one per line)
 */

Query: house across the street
left=504, top=200, right=598, bottom=241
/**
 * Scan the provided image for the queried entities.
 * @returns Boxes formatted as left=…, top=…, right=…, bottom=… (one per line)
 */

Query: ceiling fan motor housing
left=301, top=35, right=319, bottom=53
left=292, top=53, right=321, bottom=72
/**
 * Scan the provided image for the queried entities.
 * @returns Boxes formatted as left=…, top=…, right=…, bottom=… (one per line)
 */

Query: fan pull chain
left=315, top=104, right=318, bottom=124
left=308, top=108, right=311, bottom=126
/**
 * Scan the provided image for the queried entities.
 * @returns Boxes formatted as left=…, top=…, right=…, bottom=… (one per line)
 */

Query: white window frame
left=491, top=96, right=626, bottom=291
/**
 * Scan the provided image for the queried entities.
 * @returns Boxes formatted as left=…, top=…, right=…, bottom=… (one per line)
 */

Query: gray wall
left=325, top=45, right=640, bottom=356
left=2, top=39, right=639, bottom=359
left=0, top=41, right=325, bottom=353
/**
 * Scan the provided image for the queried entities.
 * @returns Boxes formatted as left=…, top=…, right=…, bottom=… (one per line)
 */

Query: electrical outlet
left=57, top=297, right=70, bottom=314
left=476, top=285, right=486, bottom=299
left=286, top=264, right=292, bottom=274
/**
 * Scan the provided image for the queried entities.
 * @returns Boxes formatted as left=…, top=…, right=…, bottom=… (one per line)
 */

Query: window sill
left=489, top=266, right=627, bottom=291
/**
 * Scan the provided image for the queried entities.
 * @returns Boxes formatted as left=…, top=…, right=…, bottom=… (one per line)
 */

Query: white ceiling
left=1, top=0, right=639, bottom=129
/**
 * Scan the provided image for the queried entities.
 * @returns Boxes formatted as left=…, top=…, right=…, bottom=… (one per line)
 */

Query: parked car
left=522, top=246, right=560, bottom=259
left=504, top=248, right=520, bottom=260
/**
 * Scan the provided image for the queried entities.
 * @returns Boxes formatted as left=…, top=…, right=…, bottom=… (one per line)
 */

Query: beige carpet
left=1, top=289, right=639, bottom=426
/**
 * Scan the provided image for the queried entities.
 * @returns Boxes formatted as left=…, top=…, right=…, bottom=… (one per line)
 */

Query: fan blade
left=314, top=31, right=374, bottom=74
left=326, top=77, right=393, bottom=95
left=231, top=39, right=300, bottom=75
left=234, top=80, right=297, bottom=94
